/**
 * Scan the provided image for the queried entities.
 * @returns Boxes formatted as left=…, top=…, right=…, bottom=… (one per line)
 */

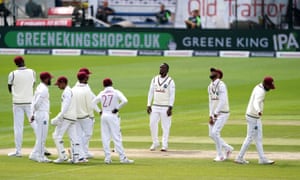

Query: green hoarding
left=0, top=27, right=299, bottom=51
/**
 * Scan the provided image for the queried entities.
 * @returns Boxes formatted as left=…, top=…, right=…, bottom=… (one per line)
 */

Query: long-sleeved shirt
left=8, top=67, right=36, bottom=104
left=31, top=82, right=49, bottom=114
left=72, top=83, right=99, bottom=119
left=147, top=75, right=175, bottom=107
left=246, top=83, right=266, bottom=118
left=93, top=86, right=128, bottom=114
left=208, top=78, right=229, bottom=116
left=55, top=86, right=77, bottom=121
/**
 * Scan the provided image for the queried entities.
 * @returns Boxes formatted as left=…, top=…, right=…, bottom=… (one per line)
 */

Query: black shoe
left=44, top=151, right=51, bottom=156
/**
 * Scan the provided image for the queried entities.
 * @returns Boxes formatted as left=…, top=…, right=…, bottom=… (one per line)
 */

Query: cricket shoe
left=8, top=151, right=22, bottom=157
left=40, top=157, right=52, bottom=163
left=234, top=157, right=249, bottom=164
left=44, top=150, right=51, bottom=156
left=85, top=152, right=94, bottom=159
left=29, top=154, right=41, bottom=162
left=149, top=143, right=160, bottom=151
left=213, top=156, right=225, bottom=162
left=120, top=157, right=134, bottom=164
left=259, top=159, right=275, bottom=165
left=160, top=147, right=168, bottom=152
left=53, top=156, right=68, bottom=164
left=104, top=159, right=112, bottom=164
left=224, top=147, right=234, bottom=160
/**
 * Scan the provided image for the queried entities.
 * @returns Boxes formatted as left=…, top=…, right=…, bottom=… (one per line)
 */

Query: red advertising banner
left=16, top=19, right=72, bottom=27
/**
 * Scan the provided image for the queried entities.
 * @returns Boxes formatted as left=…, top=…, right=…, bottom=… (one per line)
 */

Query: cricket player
left=51, top=76, right=80, bottom=164
left=147, top=63, right=175, bottom=152
left=29, top=72, right=53, bottom=163
left=75, top=67, right=95, bottom=159
left=72, top=72, right=100, bottom=162
left=208, top=68, right=233, bottom=162
left=92, top=78, right=134, bottom=164
left=235, top=77, right=275, bottom=165
left=7, top=56, right=37, bottom=157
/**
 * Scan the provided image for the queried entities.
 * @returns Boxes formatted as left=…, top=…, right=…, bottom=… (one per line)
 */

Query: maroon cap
left=103, top=78, right=113, bottom=87
left=14, top=56, right=24, bottom=65
left=210, top=67, right=223, bottom=79
left=77, top=72, right=88, bottom=81
left=40, top=72, right=54, bottom=80
left=263, top=76, right=275, bottom=89
left=79, top=67, right=92, bottom=75
left=55, top=76, right=68, bottom=85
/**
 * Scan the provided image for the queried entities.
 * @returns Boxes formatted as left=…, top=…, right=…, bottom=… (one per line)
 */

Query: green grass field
left=0, top=55, right=300, bottom=180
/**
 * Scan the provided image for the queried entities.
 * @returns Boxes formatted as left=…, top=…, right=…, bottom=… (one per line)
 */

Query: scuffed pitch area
left=1, top=148, right=300, bottom=160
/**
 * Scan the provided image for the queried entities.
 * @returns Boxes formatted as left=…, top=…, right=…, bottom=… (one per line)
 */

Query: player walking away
left=147, top=63, right=175, bottom=152
left=72, top=72, right=100, bottom=162
left=29, top=72, right=53, bottom=163
left=235, top=77, right=276, bottom=165
left=76, top=67, right=95, bottom=159
left=93, top=78, right=134, bottom=164
left=7, top=56, right=37, bottom=157
left=51, top=76, right=81, bottom=164
left=208, top=68, right=234, bottom=162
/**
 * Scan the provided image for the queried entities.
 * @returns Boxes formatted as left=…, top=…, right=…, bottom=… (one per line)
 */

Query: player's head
left=77, top=72, right=89, bottom=84
left=103, top=78, right=113, bottom=87
left=55, top=76, right=68, bottom=90
left=210, top=67, right=223, bottom=80
left=14, top=56, right=25, bottom=67
left=159, top=63, right=169, bottom=77
left=160, top=3, right=165, bottom=11
left=78, top=67, right=92, bottom=75
left=40, top=72, right=54, bottom=86
left=263, top=76, right=275, bottom=91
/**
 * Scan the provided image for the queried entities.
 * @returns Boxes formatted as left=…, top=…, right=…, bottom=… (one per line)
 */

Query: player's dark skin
left=147, top=64, right=172, bottom=116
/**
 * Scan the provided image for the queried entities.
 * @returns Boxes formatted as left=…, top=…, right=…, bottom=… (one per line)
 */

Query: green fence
left=1, top=27, right=299, bottom=51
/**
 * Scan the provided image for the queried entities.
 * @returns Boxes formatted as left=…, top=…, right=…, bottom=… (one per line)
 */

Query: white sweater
left=8, top=67, right=36, bottom=104
left=147, top=75, right=175, bottom=107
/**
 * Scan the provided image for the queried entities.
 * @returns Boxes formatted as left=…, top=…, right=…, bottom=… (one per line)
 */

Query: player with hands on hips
left=235, top=77, right=276, bottom=165
left=93, top=78, right=134, bottom=164
left=147, top=63, right=175, bottom=152
left=208, top=68, right=233, bottom=162
left=51, top=76, right=81, bottom=164
left=29, top=72, right=54, bottom=163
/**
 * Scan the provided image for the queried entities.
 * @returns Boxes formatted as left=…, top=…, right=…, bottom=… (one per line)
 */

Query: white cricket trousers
left=76, top=117, right=94, bottom=158
left=237, top=116, right=266, bottom=160
left=30, top=111, right=48, bottom=160
left=101, top=113, right=126, bottom=161
left=208, top=113, right=232, bottom=158
left=13, top=104, right=37, bottom=154
left=149, top=106, right=172, bottom=149
left=52, top=119, right=80, bottom=160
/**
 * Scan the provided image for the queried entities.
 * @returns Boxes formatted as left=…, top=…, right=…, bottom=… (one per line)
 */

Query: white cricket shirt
left=93, top=86, right=128, bottom=113
left=208, top=78, right=230, bottom=116
left=31, top=82, right=49, bottom=113
left=246, top=83, right=266, bottom=118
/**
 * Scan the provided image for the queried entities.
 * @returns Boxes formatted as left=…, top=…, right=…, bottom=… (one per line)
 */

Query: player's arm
left=147, top=78, right=155, bottom=114
left=56, top=91, right=72, bottom=119
left=115, top=90, right=128, bottom=112
left=167, top=80, right=175, bottom=116
left=92, top=93, right=102, bottom=115
left=214, top=83, right=227, bottom=116
left=208, top=86, right=214, bottom=125
left=8, top=72, right=14, bottom=93
left=253, top=89, right=265, bottom=116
